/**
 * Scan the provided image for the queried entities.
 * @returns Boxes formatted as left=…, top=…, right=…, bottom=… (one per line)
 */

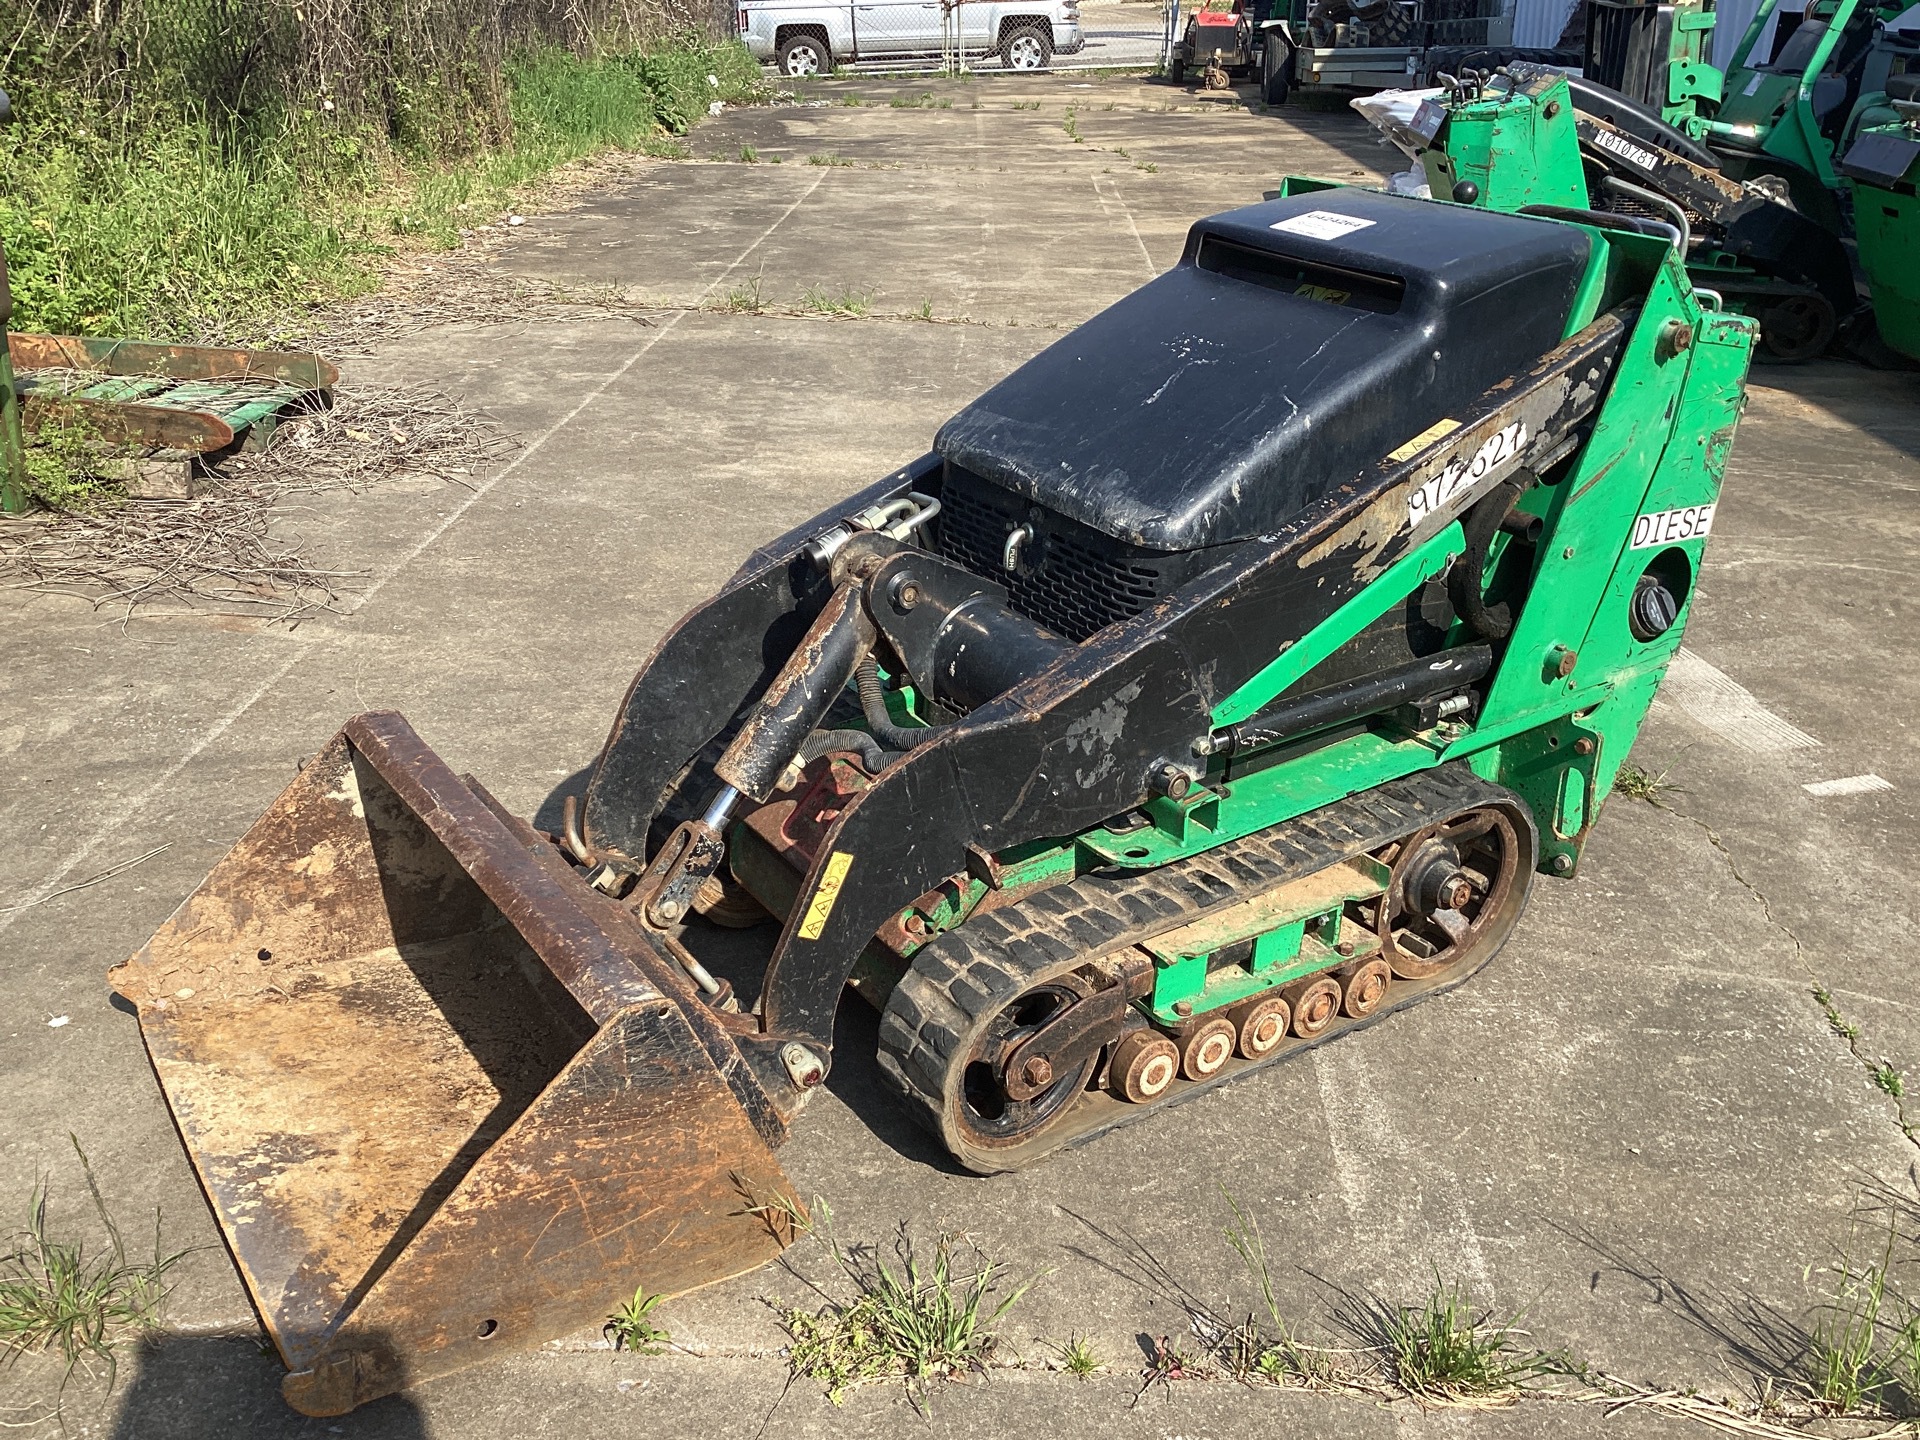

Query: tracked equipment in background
left=1365, top=64, right=1857, bottom=359
left=111, top=183, right=1753, bottom=1415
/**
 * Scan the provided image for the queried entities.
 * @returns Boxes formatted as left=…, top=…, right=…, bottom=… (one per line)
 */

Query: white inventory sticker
left=1631, top=503, right=1716, bottom=548
left=1270, top=210, right=1376, bottom=241
left=1406, top=421, right=1527, bottom=528
left=1589, top=127, right=1660, bottom=172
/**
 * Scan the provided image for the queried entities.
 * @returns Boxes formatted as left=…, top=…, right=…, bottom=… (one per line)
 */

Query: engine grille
left=936, top=468, right=1225, bottom=642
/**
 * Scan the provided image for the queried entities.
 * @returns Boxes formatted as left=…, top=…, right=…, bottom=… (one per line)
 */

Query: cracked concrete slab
left=4, top=71, right=1918, bottom=1439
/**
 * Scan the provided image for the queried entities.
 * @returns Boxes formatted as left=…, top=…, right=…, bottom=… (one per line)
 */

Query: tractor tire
left=1169, top=56, right=1188, bottom=84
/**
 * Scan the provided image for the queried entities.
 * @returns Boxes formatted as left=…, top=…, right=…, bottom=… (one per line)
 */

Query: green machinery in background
left=1707, top=0, right=1914, bottom=222
left=1840, top=68, right=1920, bottom=358
left=1581, top=0, right=1723, bottom=133
left=1377, top=64, right=1859, bottom=357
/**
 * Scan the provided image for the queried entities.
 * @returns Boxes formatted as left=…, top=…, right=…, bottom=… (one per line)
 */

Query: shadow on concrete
left=1058, top=1205, right=1226, bottom=1325
left=1547, top=1218, right=1811, bottom=1398
left=1748, top=360, right=1920, bottom=465
left=107, top=1332, right=428, bottom=1439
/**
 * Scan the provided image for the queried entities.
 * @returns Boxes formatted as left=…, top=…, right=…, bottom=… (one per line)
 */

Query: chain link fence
left=742, top=0, right=1174, bottom=75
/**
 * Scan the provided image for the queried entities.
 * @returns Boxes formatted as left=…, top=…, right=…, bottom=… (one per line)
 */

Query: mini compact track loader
left=112, top=184, right=1753, bottom=1414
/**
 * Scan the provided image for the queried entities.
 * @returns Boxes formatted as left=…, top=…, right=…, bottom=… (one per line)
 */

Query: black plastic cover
left=933, top=187, right=1591, bottom=551
left=1842, top=128, right=1920, bottom=186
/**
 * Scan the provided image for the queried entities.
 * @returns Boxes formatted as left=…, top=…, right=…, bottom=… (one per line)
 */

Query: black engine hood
left=933, top=186, right=1591, bottom=551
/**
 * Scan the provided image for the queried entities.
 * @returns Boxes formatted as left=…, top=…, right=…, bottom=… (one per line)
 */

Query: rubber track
left=876, top=762, right=1521, bottom=1169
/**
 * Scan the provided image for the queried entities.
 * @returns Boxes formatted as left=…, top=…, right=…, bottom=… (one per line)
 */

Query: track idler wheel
left=1112, top=1030, right=1180, bottom=1103
left=1375, top=803, right=1527, bottom=980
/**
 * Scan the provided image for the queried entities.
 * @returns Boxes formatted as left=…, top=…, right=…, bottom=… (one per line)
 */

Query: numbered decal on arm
left=1406, top=421, right=1527, bottom=529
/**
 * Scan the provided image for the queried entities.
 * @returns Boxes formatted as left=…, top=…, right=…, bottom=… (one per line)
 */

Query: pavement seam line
left=1652, top=797, right=1920, bottom=1150
left=4, top=169, right=832, bottom=937
left=1092, top=173, right=1156, bottom=280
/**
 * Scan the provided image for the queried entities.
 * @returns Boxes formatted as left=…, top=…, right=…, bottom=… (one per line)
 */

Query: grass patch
left=800, top=285, right=872, bottom=317
left=721, top=276, right=768, bottom=314
left=1612, top=760, right=1681, bottom=804
left=807, top=152, right=856, bottom=166
left=605, top=1287, right=672, bottom=1354
left=1, top=38, right=764, bottom=341
left=889, top=91, right=952, bottom=109
left=738, top=144, right=760, bottom=162
left=1053, top=1335, right=1103, bottom=1377
left=1012, top=100, right=1043, bottom=111
left=0, top=1138, right=189, bottom=1392
left=1136, top=161, right=1160, bottom=173
left=779, top=1200, right=1035, bottom=1408
left=1816, top=986, right=1863, bottom=1043
left=1384, top=1269, right=1556, bottom=1400
left=1063, top=106, right=1084, bottom=143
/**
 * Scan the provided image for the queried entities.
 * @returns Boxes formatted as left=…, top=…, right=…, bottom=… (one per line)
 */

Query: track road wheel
left=1232, top=994, right=1290, bottom=1058
left=1180, top=1017, right=1236, bottom=1080
left=1341, top=958, right=1391, bottom=1018
left=1113, top=1031, right=1179, bottom=1103
left=1375, top=801, right=1530, bottom=980
left=1289, top=975, right=1341, bottom=1038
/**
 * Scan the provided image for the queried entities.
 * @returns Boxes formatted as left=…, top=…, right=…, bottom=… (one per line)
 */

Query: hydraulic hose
left=857, top=655, right=945, bottom=752
left=796, top=727, right=895, bottom=774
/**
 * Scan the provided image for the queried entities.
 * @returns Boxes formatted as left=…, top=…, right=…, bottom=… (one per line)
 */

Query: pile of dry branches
left=0, top=386, right=520, bottom=623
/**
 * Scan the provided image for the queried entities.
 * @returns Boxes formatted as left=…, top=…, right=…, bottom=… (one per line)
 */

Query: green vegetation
left=721, top=276, right=768, bottom=314
left=1874, top=1063, right=1906, bottom=1100
left=1612, top=760, right=1681, bottom=804
left=780, top=1199, right=1035, bottom=1408
left=889, top=91, right=952, bottom=110
left=1063, top=106, right=1084, bottom=143
left=1816, top=986, right=1863, bottom=1043
left=807, top=152, right=856, bottom=166
left=16, top=408, right=116, bottom=511
left=1384, top=1269, right=1556, bottom=1399
left=800, top=285, right=872, bottom=317
left=604, top=1287, right=672, bottom=1354
left=1053, top=1335, right=1103, bottom=1377
left=0, top=1139, right=187, bottom=1390
left=1, top=21, right=764, bottom=341
left=738, top=144, right=760, bottom=163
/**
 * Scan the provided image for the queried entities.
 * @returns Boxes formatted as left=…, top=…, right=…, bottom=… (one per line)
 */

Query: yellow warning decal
left=798, top=851, right=856, bottom=941
left=1387, top=417, right=1462, bottom=463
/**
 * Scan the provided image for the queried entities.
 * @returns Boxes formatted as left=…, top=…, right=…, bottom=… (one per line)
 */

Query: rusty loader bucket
left=109, top=714, right=798, bottom=1415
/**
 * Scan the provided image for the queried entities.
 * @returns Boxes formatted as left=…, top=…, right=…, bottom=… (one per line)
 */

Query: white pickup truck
left=740, top=0, right=1085, bottom=73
